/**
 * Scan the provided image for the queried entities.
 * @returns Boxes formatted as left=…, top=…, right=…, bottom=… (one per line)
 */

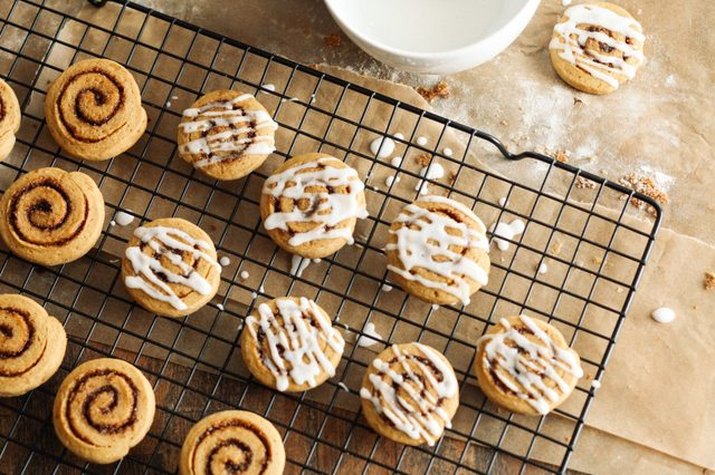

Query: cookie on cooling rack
left=0, top=78, right=21, bottom=162
left=549, top=2, right=645, bottom=95
left=121, top=217, right=221, bottom=318
left=241, top=296, right=344, bottom=392
left=179, top=410, right=285, bottom=475
left=360, top=342, right=459, bottom=446
left=385, top=195, right=490, bottom=306
left=0, top=294, right=67, bottom=397
left=260, top=152, right=368, bottom=259
left=177, top=89, right=278, bottom=180
left=44, top=58, right=147, bottom=161
left=53, top=358, right=156, bottom=464
left=474, top=315, right=583, bottom=415
left=0, top=167, right=105, bottom=266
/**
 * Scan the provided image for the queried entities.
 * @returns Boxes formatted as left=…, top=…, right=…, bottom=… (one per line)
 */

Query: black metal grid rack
left=0, top=0, right=662, bottom=473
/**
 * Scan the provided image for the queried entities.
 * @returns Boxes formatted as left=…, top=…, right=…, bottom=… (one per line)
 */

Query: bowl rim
left=324, top=0, right=540, bottom=59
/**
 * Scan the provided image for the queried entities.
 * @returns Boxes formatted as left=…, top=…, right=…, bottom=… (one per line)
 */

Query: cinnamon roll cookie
left=178, top=90, right=277, bottom=180
left=241, top=296, right=344, bottom=392
left=360, top=343, right=459, bottom=446
left=0, top=167, right=105, bottom=266
left=179, top=410, right=285, bottom=475
left=386, top=195, right=490, bottom=306
left=44, top=58, right=147, bottom=160
left=121, top=218, right=221, bottom=317
left=0, top=78, right=21, bottom=162
left=549, top=3, right=645, bottom=95
left=474, top=315, right=584, bottom=415
left=53, top=358, right=155, bottom=464
left=260, top=153, right=368, bottom=259
left=0, top=294, right=67, bottom=397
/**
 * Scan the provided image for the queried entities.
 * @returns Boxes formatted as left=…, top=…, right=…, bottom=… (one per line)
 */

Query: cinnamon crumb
left=324, top=32, right=342, bottom=48
left=618, top=173, right=669, bottom=216
left=705, top=272, right=715, bottom=291
left=415, top=153, right=431, bottom=167
left=554, top=150, right=570, bottom=163
left=575, top=176, right=597, bottom=189
left=415, top=80, right=450, bottom=103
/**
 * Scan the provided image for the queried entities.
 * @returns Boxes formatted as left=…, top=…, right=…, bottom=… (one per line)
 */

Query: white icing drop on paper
left=651, top=306, right=676, bottom=324
left=479, top=315, right=584, bottom=415
left=443, top=147, right=453, bottom=157
left=370, top=136, right=396, bottom=158
left=261, top=83, right=276, bottom=92
left=591, top=379, right=601, bottom=389
left=550, top=4, right=645, bottom=90
left=356, top=322, right=382, bottom=348
left=498, top=197, right=508, bottom=207
left=219, top=256, right=231, bottom=267
left=165, top=101, right=172, bottom=108
left=290, top=254, right=311, bottom=278
left=385, top=175, right=400, bottom=187
left=179, top=93, right=278, bottom=168
left=394, top=132, right=405, bottom=140
left=240, top=270, right=250, bottom=280
left=415, top=162, right=445, bottom=196
left=381, top=283, right=393, bottom=292
left=217, top=303, right=224, bottom=311
left=390, top=156, right=402, bottom=167
left=114, top=210, right=134, bottom=226
left=337, top=382, right=350, bottom=392
left=538, top=262, right=548, bottom=275
left=110, top=220, right=116, bottom=226
left=359, top=343, right=458, bottom=446
left=259, top=285, right=265, bottom=293
left=251, top=292, right=258, bottom=299
left=416, top=136, right=428, bottom=146
left=490, top=219, right=526, bottom=251
left=386, top=195, right=490, bottom=306
left=262, top=157, right=368, bottom=247
left=124, top=225, right=221, bottom=311
left=246, top=297, right=345, bottom=391
left=562, top=0, right=572, bottom=5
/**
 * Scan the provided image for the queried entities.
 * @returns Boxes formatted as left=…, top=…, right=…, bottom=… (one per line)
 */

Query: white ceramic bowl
left=324, top=0, right=541, bottom=75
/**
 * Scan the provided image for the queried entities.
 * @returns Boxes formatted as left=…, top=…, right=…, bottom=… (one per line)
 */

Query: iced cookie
left=121, top=217, right=221, bottom=317
left=0, top=78, right=21, bottom=162
left=53, top=358, right=156, bottom=464
left=241, top=296, right=345, bottom=392
left=177, top=89, right=277, bottom=180
left=474, top=315, right=583, bottom=415
left=179, top=410, right=285, bottom=475
left=44, top=58, right=147, bottom=160
left=0, top=294, right=67, bottom=397
left=0, top=167, right=105, bottom=266
left=360, top=343, right=459, bottom=446
left=549, top=2, right=645, bottom=95
left=385, top=195, right=490, bottom=306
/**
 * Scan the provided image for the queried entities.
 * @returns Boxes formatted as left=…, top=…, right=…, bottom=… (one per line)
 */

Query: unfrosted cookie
left=260, top=153, right=368, bottom=258
left=549, top=2, right=645, bottom=95
left=179, top=410, right=285, bottom=475
left=385, top=195, right=490, bottom=306
left=474, top=315, right=583, bottom=415
left=121, top=217, right=221, bottom=317
left=44, top=58, right=147, bottom=160
left=0, top=294, right=67, bottom=397
left=52, top=358, right=156, bottom=464
left=177, top=89, right=277, bottom=180
left=0, top=167, right=105, bottom=266
left=360, top=342, right=459, bottom=446
left=0, top=78, right=21, bottom=162
left=241, top=296, right=344, bottom=392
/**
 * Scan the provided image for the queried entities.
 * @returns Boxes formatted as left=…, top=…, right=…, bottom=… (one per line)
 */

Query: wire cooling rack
left=0, top=0, right=662, bottom=473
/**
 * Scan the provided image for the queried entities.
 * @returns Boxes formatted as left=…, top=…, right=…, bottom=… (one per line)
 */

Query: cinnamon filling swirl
left=0, top=306, right=45, bottom=377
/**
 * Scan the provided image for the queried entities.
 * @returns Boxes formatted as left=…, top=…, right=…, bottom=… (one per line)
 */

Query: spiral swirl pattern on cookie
left=0, top=78, right=21, bottom=162
left=180, top=411, right=285, bottom=475
left=0, top=294, right=66, bottom=397
left=45, top=58, right=147, bottom=161
left=53, top=358, right=155, bottom=464
left=0, top=167, right=105, bottom=266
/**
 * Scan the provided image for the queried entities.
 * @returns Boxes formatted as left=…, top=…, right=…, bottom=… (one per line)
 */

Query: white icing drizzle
left=480, top=315, right=584, bottom=415
left=124, top=225, right=221, bottom=311
left=262, top=157, right=368, bottom=247
left=490, top=219, right=525, bottom=251
left=370, top=136, right=395, bottom=158
left=179, top=93, right=278, bottom=168
left=246, top=297, right=345, bottom=391
left=550, top=4, right=645, bottom=89
left=114, top=210, right=134, bottom=226
left=356, top=322, right=382, bottom=348
left=386, top=195, right=489, bottom=306
left=651, top=306, right=675, bottom=324
left=359, top=344, right=458, bottom=446
left=289, top=254, right=311, bottom=278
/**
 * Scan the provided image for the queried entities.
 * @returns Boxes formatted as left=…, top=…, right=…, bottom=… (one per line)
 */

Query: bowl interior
left=325, top=0, right=532, bottom=54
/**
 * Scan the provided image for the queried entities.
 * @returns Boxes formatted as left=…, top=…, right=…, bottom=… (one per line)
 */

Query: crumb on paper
left=591, top=256, right=603, bottom=266
left=500, top=119, right=509, bottom=126
left=415, top=80, right=450, bottom=103
left=573, top=97, right=584, bottom=105
left=415, top=153, right=431, bottom=167
left=705, top=272, right=715, bottom=290
left=575, top=176, right=597, bottom=189
left=324, top=32, right=342, bottom=48
left=449, top=171, right=458, bottom=185
left=554, top=150, right=570, bottom=163
left=618, top=173, right=670, bottom=216
left=550, top=240, right=563, bottom=255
